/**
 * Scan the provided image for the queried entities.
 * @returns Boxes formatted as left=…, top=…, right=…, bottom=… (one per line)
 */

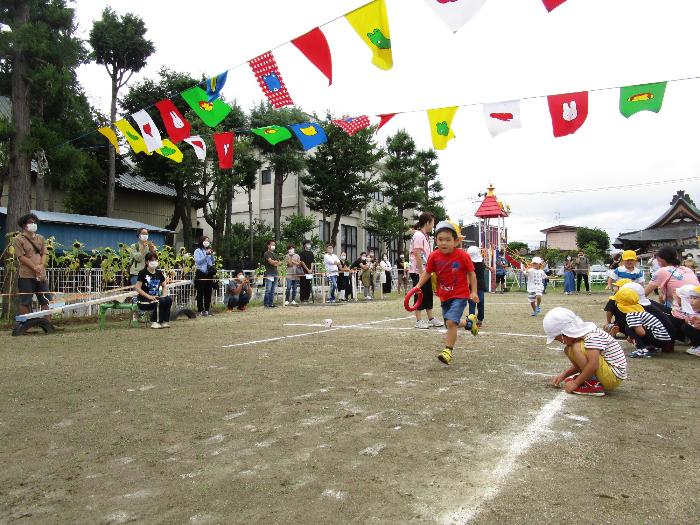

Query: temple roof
left=646, top=190, right=700, bottom=229
left=474, top=184, right=509, bottom=218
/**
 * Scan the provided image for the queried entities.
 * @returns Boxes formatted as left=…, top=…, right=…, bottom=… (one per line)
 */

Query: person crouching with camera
left=225, top=271, right=252, bottom=312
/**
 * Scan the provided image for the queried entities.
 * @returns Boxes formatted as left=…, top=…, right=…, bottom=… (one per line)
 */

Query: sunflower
left=72, top=241, right=83, bottom=249
left=103, top=247, right=113, bottom=254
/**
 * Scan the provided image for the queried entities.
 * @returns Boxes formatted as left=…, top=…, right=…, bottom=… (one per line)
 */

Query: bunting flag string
left=482, top=100, right=521, bottom=137
left=184, top=136, right=207, bottom=160
left=251, top=125, right=293, bottom=145
left=289, top=122, right=328, bottom=150
left=155, top=139, right=183, bottom=163
left=114, top=119, right=150, bottom=154
left=547, top=91, right=588, bottom=138
left=331, top=115, right=371, bottom=136
left=181, top=86, right=232, bottom=127
left=98, top=127, right=121, bottom=153
left=213, top=132, right=235, bottom=169
left=542, top=0, right=568, bottom=12
left=345, top=0, right=393, bottom=71
left=155, top=99, right=191, bottom=143
left=205, top=71, right=228, bottom=102
left=424, top=0, right=487, bottom=33
left=132, top=109, right=163, bottom=152
left=427, top=106, right=458, bottom=150
left=291, top=28, right=333, bottom=85
left=619, top=82, right=667, bottom=118
left=249, top=52, right=295, bottom=109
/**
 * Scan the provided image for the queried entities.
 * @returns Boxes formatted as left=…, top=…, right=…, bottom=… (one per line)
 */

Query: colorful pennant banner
left=424, top=0, right=487, bottom=33
left=98, top=127, right=120, bottom=153
left=205, top=71, right=228, bottom=102
left=547, top=91, right=588, bottom=138
left=542, top=0, right=568, bottom=12
left=251, top=125, right=293, bottom=145
left=184, top=136, right=207, bottom=160
left=155, top=99, right=190, bottom=143
left=483, top=100, right=521, bottom=137
left=114, top=119, right=149, bottom=154
left=427, top=107, right=458, bottom=150
left=345, top=0, right=393, bottom=71
left=249, top=52, right=294, bottom=109
left=214, top=132, right=235, bottom=168
left=181, top=86, right=232, bottom=127
left=332, top=116, right=371, bottom=136
left=289, top=122, right=328, bottom=150
left=619, top=82, right=667, bottom=118
left=291, top=28, right=333, bottom=85
left=132, top=109, right=163, bottom=152
left=155, top=139, right=183, bottom=163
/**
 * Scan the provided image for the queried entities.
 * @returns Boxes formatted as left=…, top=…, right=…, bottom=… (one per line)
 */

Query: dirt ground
left=1, top=290, right=698, bottom=525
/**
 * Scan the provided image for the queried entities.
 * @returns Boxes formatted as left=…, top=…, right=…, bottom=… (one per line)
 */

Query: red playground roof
left=475, top=185, right=509, bottom=218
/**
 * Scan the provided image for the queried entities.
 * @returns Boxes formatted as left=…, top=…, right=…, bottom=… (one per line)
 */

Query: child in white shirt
left=526, top=256, right=547, bottom=316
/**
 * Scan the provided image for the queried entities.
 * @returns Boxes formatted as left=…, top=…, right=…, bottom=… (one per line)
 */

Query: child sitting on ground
left=671, top=284, right=700, bottom=357
left=543, top=307, right=627, bottom=397
left=611, top=287, right=674, bottom=358
left=410, top=221, right=479, bottom=365
left=525, top=256, right=546, bottom=316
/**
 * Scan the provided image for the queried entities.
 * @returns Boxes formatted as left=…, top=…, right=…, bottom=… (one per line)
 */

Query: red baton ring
left=404, top=287, right=423, bottom=312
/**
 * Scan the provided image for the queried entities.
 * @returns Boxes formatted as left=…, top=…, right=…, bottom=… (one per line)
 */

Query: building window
left=367, top=231, right=380, bottom=257
left=341, top=225, right=357, bottom=262
left=389, top=237, right=402, bottom=263
left=372, top=191, right=384, bottom=202
left=261, top=168, right=271, bottom=185
left=319, top=220, right=331, bottom=244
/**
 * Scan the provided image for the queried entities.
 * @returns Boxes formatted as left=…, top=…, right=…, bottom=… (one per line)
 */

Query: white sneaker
left=284, top=301, right=289, bottom=306
left=428, top=317, right=443, bottom=327
left=161, top=322, right=170, bottom=328
left=415, top=320, right=429, bottom=329
left=686, top=346, right=700, bottom=357
left=150, top=322, right=162, bottom=329
left=291, top=300, right=297, bottom=305
left=365, top=295, right=373, bottom=300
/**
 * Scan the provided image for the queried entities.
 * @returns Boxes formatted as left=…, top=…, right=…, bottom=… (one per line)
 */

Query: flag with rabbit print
left=547, top=91, right=588, bottom=138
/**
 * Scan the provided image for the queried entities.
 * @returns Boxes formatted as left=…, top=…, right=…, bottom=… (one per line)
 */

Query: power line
left=499, top=176, right=700, bottom=197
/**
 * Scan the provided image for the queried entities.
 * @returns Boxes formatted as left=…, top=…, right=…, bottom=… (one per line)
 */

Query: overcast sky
left=73, top=0, right=700, bottom=248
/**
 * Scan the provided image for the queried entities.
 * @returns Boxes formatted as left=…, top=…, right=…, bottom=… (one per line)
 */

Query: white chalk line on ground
left=283, top=323, right=547, bottom=339
left=441, top=391, right=568, bottom=524
left=222, top=316, right=413, bottom=348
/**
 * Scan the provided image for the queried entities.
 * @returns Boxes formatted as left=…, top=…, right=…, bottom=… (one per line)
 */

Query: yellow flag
left=114, top=119, right=149, bottom=154
left=345, top=0, right=393, bottom=71
left=155, top=139, right=183, bottom=163
left=98, top=126, right=120, bottom=153
left=427, top=106, right=458, bottom=150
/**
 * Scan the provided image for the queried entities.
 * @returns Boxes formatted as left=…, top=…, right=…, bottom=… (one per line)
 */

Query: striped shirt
left=583, top=328, right=628, bottom=380
left=609, top=266, right=645, bottom=284
left=625, top=311, right=671, bottom=341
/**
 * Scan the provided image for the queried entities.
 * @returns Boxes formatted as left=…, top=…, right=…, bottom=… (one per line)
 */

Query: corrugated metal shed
left=118, top=173, right=177, bottom=198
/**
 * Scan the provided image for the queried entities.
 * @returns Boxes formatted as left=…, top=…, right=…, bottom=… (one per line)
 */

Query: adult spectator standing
left=380, top=253, right=392, bottom=295
left=128, top=227, right=156, bottom=285
left=337, top=251, right=352, bottom=301
left=396, top=253, right=409, bottom=295
left=323, top=244, right=341, bottom=303
left=409, top=212, right=441, bottom=329
left=263, top=240, right=280, bottom=308
left=644, top=246, right=699, bottom=308
left=574, top=251, right=591, bottom=294
left=563, top=255, right=576, bottom=295
left=13, top=213, right=50, bottom=316
left=299, top=240, right=314, bottom=303
left=194, top=235, right=216, bottom=316
left=495, top=253, right=508, bottom=293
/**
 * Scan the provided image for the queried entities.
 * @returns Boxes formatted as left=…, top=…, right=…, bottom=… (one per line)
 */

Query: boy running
left=526, top=256, right=546, bottom=316
left=410, top=221, right=479, bottom=365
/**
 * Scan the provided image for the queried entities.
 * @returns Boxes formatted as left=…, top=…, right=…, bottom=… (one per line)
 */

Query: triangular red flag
left=542, top=0, right=567, bottom=12
left=547, top=91, right=588, bottom=138
left=377, top=113, right=396, bottom=130
left=213, top=132, right=234, bottom=169
left=154, top=99, right=190, bottom=143
left=331, top=116, right=371, bottom=136
left=291, top=27, right=333, bottom=86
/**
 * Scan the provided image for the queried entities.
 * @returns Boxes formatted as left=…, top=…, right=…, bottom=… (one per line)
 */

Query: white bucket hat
left=531, top=256, right=543, bottom=264
left=466, top=246, right=483, bottom=263
left=542, top=307, right=597, bottom=344
left=622, top=282, right=651, bottom=306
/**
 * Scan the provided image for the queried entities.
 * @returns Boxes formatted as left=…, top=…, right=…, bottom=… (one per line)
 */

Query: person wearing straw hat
left=525, top=256, right=546, bottom=316
left=611, top=287, right=674, bottom=358
left=606, top=250, right=644, bottom=290
left=409, top=221, right=478, bottom=365
left=543, top=307, right=627, bottom=396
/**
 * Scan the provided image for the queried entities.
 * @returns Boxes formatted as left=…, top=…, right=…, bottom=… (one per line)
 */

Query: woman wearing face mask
left=194, top=236, right=216, bottom=316
left=13, top=213, right=51, bottom=316
left=380, top=253, right=392, bottom=295
left=337, top=251, right=352, bottom=301
left=285, top=244, right=300, bottom=306
left=396, top=253, right=408, bottom=295
left=299, top=240, right=314, bottom=303
left=135, top=252, right=172, bottom=329
left=129, top=227, right=156, bottom=286
left=352, top=252, right=372, bottom=300
left=564, top=255, right=576, bottom=295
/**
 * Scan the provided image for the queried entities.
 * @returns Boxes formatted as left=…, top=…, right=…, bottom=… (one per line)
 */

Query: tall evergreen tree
left=232, top=138, right=262, bottom=262
left=415, top=149, right=446, bottom=221
left=380, top=130, right=423, bottom=251
left=89, top=7, right=155, bottom=217
left=301, top=116, right=383, bottom=245
left=0, top=0, right=83, bottom=235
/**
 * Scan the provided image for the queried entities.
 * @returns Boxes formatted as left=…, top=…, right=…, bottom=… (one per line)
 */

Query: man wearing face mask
left=263, top=239, right=280, bottom=308
left=13, top=213, right=50, bottom=316
left=323, top=244, right=341, bottom=303
left=337, top=251, right=352, bottom=301
left=299, top=240, right=314, bottom=303
left=225, top=272, right=251, bottom=311
left=129, top=227, right=156, bottom=286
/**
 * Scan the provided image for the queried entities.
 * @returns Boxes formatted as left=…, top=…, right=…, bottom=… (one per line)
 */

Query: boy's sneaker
left=685, top=346, right=700, bottom=357
left=559, top=373, right=580, bottom=387
left=465, top=314, right=479, bottom=336
left=629, top=348, right=652, bottom=358
left=150, top=322, right=162, bottom=329
left=437, top=348, right=452, bottom=365
left=571, top=379, right=605, bottom=396
left=428, top=317, right=443, bottom=328
left=531, top=310, right=538, bottom=317
left=536, top=306, right=541, bottom=313
left=415, top=319, right=430, bottom=329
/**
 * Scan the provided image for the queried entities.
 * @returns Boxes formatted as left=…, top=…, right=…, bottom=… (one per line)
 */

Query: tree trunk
left=398, top=205, right=405, bottom=253
left=47, top=180, right=55, bottom=211
left=222, top=185, right=233, bottom=262
left=331, top=213, right=342, bottom=248
left=248, top=187, right=254, bottom=263
left=106, top=76, right=118, bottom=217
left=183, top=182, right=193, bottom=249
left=35, top=152, right=45, bottom=211
left=7, top=2, right=32, bottom=236
left=273, top=173, right=283, bottom=242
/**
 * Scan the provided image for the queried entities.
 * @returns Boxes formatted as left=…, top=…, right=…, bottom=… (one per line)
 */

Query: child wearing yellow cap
left=670, top=284, right=700, bottom=357
left=606, top=250, right=644, bottom=289
left=611, top=287, right=674, bottom=358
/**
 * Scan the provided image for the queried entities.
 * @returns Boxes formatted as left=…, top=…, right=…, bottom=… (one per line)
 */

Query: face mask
left=289, top=249, right=295, bottom=255
left=304, top=244, right=311, bottom=250
left=362, top=256, right=366, bottom=261
left=341, top=254, right=346, bottom=259
left=270, top=245, right=276, bottom=251
left=139, top=234, right=148, bottom=242
left=148, top=261, right=159, bottom=269
left=383, top=256, right=388, bottom=260
left=26, top=223, right=37, bottom=233
left=203, top=241, right=210, bottom=248
left=400, top=255, right=404, bottom=258
left=237, top=275, right=244, bottom=281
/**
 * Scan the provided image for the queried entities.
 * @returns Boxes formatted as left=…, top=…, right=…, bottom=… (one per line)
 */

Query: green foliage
left=576, top=227, right=610, bottom=254
left=535, top=247, right=565, bottom=265
left=507, top=241, right=529, bottom=254
left=363, top=206, right=406, bottom=255
left=301, top=113, right=383, bottom=242
left=415, top=149, right=446, bottom=221
left=581, top=241, right=604, bottom=265
left=281, top=214, right=316, bottom=248
left=228, top=219, right=275, bottom=266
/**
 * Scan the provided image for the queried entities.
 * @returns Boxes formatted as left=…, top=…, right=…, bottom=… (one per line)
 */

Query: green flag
left=619, top=82, right=667, bottom=118
left=181, top=86, right=231, bottom=127
left=250, top=125, right=292, bottom=145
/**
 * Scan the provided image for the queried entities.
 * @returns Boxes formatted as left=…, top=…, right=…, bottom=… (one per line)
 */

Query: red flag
left=377, top=113, right=396, bottom=130
left=542, top=0, right=567, bottom=12
left=331, top=116, right=371, bottom=136
left=291, top=27, right=333, bottom=86
left=547, top=91, right=588, bottom=138
left=155, top=99, right=190, bottom=143
left=214, top=132, right=234, bottom=169
left=249, top=52, right=294, bottom=108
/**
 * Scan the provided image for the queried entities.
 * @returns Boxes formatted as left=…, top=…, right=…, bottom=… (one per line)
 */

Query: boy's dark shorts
left=17, top=278, right=50, bottom=307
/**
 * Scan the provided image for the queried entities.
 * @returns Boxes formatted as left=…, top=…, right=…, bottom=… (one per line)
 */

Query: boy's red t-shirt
left=425, top=248, right=475, bottom=301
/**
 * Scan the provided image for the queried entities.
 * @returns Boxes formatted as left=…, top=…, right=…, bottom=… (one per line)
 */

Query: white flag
left=424, top=0, right=487, bottom=33
left=184, top=136, right=207, bottom=161
left=482, top=100, right=522, bottom=137
left=131, top=109, right=163, bottom=152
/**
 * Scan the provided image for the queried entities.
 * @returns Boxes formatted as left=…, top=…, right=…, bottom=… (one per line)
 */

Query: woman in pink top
left=409, top=212, right=442, bottom=329
left=644, top=246, right=699, bottom=307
